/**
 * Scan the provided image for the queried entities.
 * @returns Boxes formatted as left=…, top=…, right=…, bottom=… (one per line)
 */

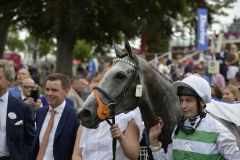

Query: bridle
left=92, top=55, right=139, bottom=160
left=93, top=56, right=139, bottom=122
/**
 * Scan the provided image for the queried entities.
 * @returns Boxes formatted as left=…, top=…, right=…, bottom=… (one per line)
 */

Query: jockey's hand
left=110, top=124, right=123, bottom=140
left=149, top=117, right=164, bottom=147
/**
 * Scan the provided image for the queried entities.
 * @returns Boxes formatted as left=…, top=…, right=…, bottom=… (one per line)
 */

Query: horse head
left=78, top=39, right=181, bottom=148
left=79, top=39, right=141, bottom=128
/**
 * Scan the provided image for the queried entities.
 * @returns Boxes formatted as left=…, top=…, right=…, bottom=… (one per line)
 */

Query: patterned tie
left=36, top=109, right=56, bottom=160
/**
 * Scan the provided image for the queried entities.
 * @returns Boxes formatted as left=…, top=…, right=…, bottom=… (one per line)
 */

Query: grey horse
left=78, top=40, right=240, bottom=149
left=79, top=40, right=181, bottom=149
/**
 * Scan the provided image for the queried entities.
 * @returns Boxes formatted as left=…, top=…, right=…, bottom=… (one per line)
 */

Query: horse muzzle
left=78, top=107, right=100, bottom=129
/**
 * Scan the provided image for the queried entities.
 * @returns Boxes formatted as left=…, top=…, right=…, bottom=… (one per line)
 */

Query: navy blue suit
left=6, top=93, right=35, bottom=160
left=31, top=103, right=79, bottom=160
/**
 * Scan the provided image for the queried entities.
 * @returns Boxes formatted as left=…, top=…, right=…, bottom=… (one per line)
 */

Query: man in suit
left=32, top=73, right=79, bottom=160
left=0, top=60, right=35, bottom=160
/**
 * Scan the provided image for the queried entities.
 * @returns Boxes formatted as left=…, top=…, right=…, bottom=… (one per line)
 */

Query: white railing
left=139, top=146, right=148, bottom=160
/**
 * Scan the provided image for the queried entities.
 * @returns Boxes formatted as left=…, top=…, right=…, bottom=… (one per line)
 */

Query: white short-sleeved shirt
left=80, top=107, right=144, bottom=160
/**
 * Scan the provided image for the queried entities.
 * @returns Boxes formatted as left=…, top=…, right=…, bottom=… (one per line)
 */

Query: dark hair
left=45, top=73, right=70, bottom=90
left=71, top=75, right=85, bottom=84
left=177, top=86, right=200, bottom=98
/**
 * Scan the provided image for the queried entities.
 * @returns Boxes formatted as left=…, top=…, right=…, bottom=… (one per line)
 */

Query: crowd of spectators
left=1, top=41, right=240, bottom=159
left=156, top=43, right=240, bottom=103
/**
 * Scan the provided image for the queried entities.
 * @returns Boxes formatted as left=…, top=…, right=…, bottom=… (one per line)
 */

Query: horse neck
left=137, top=61, right=180, bottom=135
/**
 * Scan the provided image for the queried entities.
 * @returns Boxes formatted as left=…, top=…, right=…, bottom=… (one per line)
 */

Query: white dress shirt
left=0, top=91, right=9, bottom=156
left=39, top=100, right=66, bottom=160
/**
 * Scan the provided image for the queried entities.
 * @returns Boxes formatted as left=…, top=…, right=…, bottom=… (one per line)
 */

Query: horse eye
left=115, top=72, right=126, bottom=79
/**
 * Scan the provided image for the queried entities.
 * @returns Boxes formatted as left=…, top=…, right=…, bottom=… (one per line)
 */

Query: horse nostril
left=80, top=109, right=92, bottom=118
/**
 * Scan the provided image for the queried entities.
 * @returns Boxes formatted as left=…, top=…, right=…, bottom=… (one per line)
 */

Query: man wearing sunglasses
left=149, top=75, right=240, bottom=160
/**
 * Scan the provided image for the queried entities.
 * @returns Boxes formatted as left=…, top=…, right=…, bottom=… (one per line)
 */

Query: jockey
left=149, top=74, right=240, bottom=160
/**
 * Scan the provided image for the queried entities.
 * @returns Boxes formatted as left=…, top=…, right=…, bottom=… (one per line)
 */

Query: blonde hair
left=224, top=84, right=240, bottom=101
left=230, top=44, right=238, bottom=52
left=0, top=60, right=16, bottom=81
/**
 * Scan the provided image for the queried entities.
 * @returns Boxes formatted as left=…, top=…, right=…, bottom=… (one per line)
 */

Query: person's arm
left=24, top=98, right=42, bottom=109
left=149, top=117, right=171, bottom=160
left=217, top=128, right=240, bottom=159
left=231, top=53, right=239, bottom=65
left=225, top=53, right=239, bottom=65
left=72, top=125, right=84, bottom=160
left=110, top=119, right=140, bottom=160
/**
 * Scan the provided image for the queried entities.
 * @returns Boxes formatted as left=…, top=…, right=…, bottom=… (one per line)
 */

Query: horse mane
left=134, top=55, right=181, bottom=149
left=151, top=64, right=173, bottom=83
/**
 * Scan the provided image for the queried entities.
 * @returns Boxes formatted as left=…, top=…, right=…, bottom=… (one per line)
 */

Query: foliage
left=0, top=0, right=237, bottom=75
left=6, top=25, right=25, bottom=52
left=0, top=0, right=25, bottom=57
left=20, top=0, right=187, bottom=49
left=73, top=40, right=94, bottom=60
left=25, top=36, right=54, bottom=57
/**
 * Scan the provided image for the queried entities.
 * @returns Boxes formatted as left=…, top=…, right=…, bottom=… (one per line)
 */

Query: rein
left=92, top=55, right=139, bottom=160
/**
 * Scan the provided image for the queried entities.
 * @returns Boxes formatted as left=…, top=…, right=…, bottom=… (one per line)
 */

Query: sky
left=211, top=0, right=240, bottom=32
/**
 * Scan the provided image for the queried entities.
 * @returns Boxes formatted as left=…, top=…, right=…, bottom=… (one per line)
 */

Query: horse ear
left=124, top=38, right=134, bottom=58
left=113, top=41, right=125, bottom=58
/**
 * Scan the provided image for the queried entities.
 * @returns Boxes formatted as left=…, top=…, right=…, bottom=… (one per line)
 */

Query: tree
left=0, top=0, right=28, bottom=57
left=6, top=25, right=25, bottom=52
left=0, top=1, right=15, bottom=57
left=2, top=0, right=236, bottom=76
left=19, top=0, right=188, bottom=76
left=24, top=36, right=55, bottom=63
left=73, top=40, right=94, bottom=60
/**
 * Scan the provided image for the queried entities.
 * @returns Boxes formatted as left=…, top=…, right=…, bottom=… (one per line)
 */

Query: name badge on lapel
left=8, top=112, right=17, bottom=120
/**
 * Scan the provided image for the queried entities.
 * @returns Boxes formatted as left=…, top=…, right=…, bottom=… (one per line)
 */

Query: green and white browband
left=114, top=57, right=138, bottom=69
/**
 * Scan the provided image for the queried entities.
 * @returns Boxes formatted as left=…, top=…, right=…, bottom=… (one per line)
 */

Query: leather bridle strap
left=93, top=87, right=117, bottom=160
left=93, top=89, right=111, bottom=120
